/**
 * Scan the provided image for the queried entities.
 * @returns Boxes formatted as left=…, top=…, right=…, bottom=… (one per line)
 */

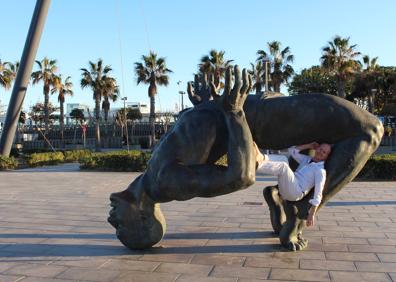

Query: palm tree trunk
left=44, top=84, right=50, bottom=133
left=104, top=108, right=109, bottom=137
left=337, top=78, right=346, bottom=99
left=95, top=94, right=101, bottom=151
left=149, top=94, right=155, bottom=146
left=255, top=84, right=262, bottom=95
left=60, top=100, right=64, bottom=142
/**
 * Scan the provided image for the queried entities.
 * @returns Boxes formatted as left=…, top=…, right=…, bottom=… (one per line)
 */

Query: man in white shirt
left=255, top=142, right=331, bottom=227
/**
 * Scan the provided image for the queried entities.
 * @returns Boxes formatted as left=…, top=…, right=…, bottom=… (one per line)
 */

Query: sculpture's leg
left=263, top=185, right=285, bottom=234
left=108, top=174, right=166, bottom=250
left=279, top=128, right=382, bottom=251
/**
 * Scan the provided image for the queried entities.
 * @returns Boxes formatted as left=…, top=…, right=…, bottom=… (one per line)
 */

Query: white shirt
left=288, top=147, right=326, bottom=206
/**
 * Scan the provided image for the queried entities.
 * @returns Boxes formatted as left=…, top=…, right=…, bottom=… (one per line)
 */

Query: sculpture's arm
left=151, top=66, right=255, bottom=202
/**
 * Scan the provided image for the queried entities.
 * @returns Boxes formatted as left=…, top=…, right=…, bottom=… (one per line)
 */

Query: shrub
left=0, top=156, right=18, bottom=170
left=80, top=150, right=152, bottom=172
left=64, top=150, right=92, bottom=162
left=26, top=152, right=65, bottom=167
left=358, top=154, right=396, bottom=180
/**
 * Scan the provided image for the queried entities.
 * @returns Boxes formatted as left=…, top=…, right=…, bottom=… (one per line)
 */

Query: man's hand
left=306, top=206, right=317, bottom=227
left=297, top=142, right=319, bottom=151
left=254, top=142, right=265, bottom=164
left=222, top=65, right=252, bottom=112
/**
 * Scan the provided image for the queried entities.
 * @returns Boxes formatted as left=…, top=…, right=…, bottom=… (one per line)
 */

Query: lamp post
left=264, top=59, right=270, bottom=94
left=121, top=97, right=129, bottom=151
left=369, top=89, right=377, bottom=113
left=179, top=91, right=185, bottom=111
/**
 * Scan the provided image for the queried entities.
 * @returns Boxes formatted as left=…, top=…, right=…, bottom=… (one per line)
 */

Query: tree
left=257, top=41, right=294, bottom=93
left=31, top=57, right=58, bottom=133
left=320, top=36, right=361, bottom=99
left=288, top=66, right=338, bottom=96
left=69, top=108, right=85, bottom=125
left=117, top=108, right=142, bottom=124
left=351, top=66, right=396, bottom=114
left=248, top=61, right=265, bottom=94
left=101, top=77, right=119, bottom=128
left=30, top=102, right=58, bottom=127
left=134, top=51, right=172, bottom=144
left=0, top=59, right=12, bottom=90
left=51, top=75, right=73, bottom=140
left=81, top=59, right=115, bottom=151
left=199, top=49, right=233, bottom=88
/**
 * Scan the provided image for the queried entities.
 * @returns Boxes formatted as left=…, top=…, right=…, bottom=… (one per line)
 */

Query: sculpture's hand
left=187, top=73, right=218, bottom=106
left=222, top=65, right=252, bottom=112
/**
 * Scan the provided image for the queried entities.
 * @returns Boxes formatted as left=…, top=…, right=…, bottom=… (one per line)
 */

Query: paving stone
left=329, top=271, right=392, bottom=281
left=98, top=259, right=160, bottom=271
left=300, top=259, right=356, bottom=271
left=4, top=263, right=68, bottom=278
left=55, top=267, right=120, bottom=281
left=325, top=251, right=379, bottom=261
left=176, top=275, right=236, bottom=282
left=116, top=271, right=179, bottom=282
left=190, top=254, right=245, bottom=266
left=0, top=274, right=25, bottom=282
left=155, top=262, right=213, bottom=275
left=210, top=265, right=270, bottom=279
left=355, top=261, right=396, bottom=272
left=269, top=268, right=330, bottom=281
left=244, top=256, right=299, bottom=269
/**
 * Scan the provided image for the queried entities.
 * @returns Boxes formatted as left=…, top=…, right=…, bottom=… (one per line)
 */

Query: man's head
left=312, top=143, right=331, bottom=162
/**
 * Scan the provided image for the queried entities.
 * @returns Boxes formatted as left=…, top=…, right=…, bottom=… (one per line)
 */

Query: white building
left=66, top=103, right=91, bottom=125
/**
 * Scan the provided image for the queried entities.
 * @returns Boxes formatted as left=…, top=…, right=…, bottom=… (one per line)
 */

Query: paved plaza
left=0, top=163, right=396, bottom=281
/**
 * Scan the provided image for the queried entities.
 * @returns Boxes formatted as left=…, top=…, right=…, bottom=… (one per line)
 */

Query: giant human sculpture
left=108, top=66, right=383, bottom=251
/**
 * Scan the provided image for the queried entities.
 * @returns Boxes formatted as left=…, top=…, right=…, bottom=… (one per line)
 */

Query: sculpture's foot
left=281, top=232, right=308, bottom=251
left=263, top=186, right=286, bottom=235
left=279, top=199, right=310, bottom=251
left=108, top=186, right=166, bottom=250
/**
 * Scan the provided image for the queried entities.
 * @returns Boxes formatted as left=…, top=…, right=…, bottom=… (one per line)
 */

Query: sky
left=1, top=0, right=396, bottom=113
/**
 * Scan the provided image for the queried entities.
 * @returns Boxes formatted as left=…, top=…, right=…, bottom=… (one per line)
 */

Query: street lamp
left=369, top=89, right=377, bottom=114
left=179, top=91, right=185, bottom=111
left=121, top=97, right=129, bottom=151
left=263, top=59, right=270, bottom=94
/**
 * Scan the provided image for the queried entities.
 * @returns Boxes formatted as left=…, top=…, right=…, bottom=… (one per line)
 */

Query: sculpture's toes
left=108, top=192, right=166, bottom=250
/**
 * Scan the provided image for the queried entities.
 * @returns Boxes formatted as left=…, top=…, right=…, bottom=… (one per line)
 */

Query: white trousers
left=258, top=161, right=304, bottom=201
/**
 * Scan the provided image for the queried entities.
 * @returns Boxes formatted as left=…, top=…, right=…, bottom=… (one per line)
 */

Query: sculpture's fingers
left=223, top=66, right=232, bottom=96
left=240, top=68, right=249, bottom=95
left=232, top=65, right=242, bottom=95
left=201, top=73, right=208, bottom=90
left=187, top=81, right=194, bottom=96
left=194, top=74, right=199, bottom=92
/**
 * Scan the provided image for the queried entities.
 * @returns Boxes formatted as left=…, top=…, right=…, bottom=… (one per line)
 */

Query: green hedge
left=80, top=150, right=151, bottom=172
left=0, top=156, right=18, bottom=170
left=358, top=154, right=396, bottom=180
left=26, top=152, right=65, bottom=167
left=64, top=150, right=92, bottom=162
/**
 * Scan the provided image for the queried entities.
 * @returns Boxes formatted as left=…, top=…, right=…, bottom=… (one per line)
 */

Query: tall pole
left=264, top=59, right=269, bottom=93
left=0, top=0, right=51, bottom=157
left=122, top=97, right=129, bottom=151
left=179, top=91, right=185, bottom=111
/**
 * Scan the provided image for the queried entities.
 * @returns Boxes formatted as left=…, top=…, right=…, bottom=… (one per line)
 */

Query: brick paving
left=0, top=163, right=395, bottom=281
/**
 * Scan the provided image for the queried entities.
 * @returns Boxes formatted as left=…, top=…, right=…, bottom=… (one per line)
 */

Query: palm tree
left=248, top=61, right=265, bottom=94
left=320, top=36, right=361, bottom=99
left=362, top=55, right=379, bottom=71
left=101, top=77, right=119, bottom=130
left=0, top=59, right=12, bottom=90
left=81, top=59, right=115, bottom=151
left=51, top=75, right=73, bottom=141
left=134, top=51, right=172, bottom=144
left=31, top=57, right=58, bottom=133
left=257, top=41, right=294, bottom=93
left=199, top=49, right=233, bottom=88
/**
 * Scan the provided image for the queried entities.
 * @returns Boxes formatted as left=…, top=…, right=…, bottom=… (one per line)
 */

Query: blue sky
left=1, top=0, right=396, bottom=112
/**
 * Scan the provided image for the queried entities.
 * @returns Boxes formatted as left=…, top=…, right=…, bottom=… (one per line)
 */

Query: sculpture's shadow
left=0, top=231, right=280, bottom=258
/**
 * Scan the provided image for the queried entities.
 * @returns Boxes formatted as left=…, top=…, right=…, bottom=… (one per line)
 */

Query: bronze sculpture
left=108, top=66, right=383, bottom=251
